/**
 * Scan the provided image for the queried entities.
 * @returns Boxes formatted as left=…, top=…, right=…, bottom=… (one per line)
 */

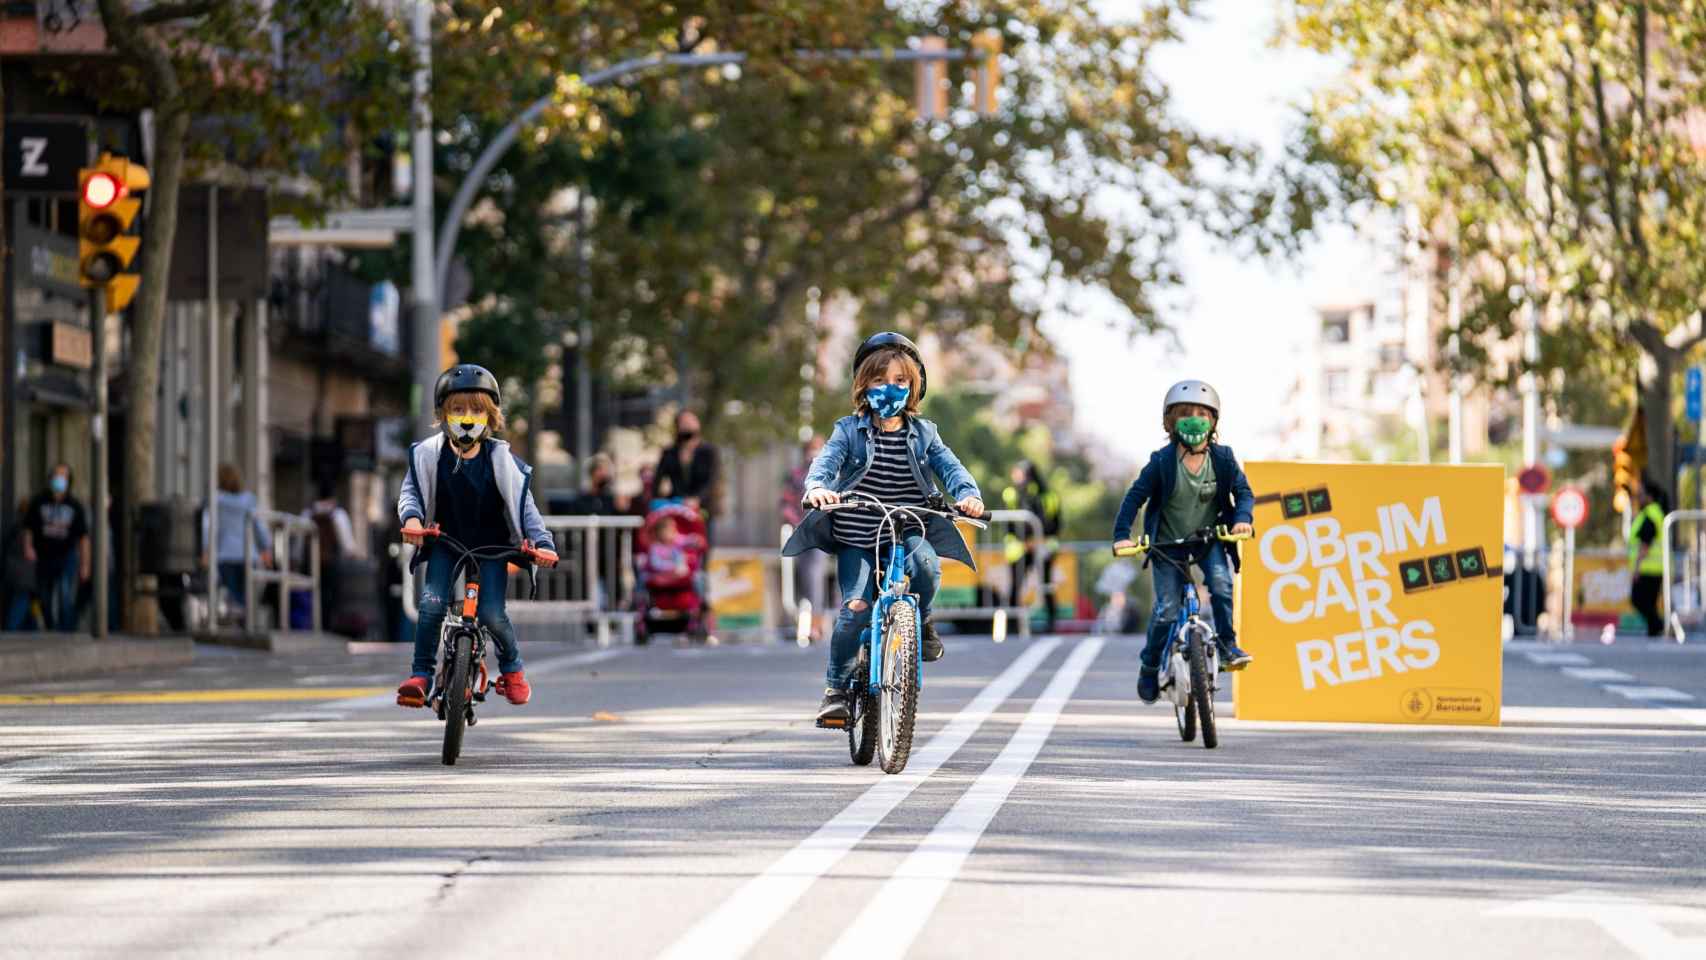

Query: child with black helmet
left=1112, top=380, right=1256, bottom=704
left=395, top=364, right=558, bottom=708
left=783, top=332, right=985, bottom=725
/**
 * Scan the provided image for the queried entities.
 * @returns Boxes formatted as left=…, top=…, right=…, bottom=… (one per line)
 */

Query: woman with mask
left=396, top=364, right=559, bottom=708
left=783, top=332, right=986, bottom=724
left=652, top=410, right=721, bottom=545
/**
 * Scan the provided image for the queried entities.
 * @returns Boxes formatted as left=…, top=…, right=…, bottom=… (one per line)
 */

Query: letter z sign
left=4, top=119, right=89, bottom=194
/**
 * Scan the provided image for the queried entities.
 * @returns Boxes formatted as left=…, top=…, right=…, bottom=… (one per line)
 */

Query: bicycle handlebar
left=815, top=496, right=989, bottom=529
left=1112, top=525, right=1252, bottom=557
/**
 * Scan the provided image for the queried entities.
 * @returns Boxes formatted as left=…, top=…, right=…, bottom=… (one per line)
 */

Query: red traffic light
left=82, top=172, right=123, bottom=209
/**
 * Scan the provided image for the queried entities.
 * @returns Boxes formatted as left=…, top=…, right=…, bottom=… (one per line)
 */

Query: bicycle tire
left=878, top=602, right=920, bottom=774
left=441, top=630, right=473, bottom=766
left=1188, top=636, right=1217, bottom=750
left=848, top=689, right=878, bottom=766
left=1176, top=698, right=1197, bottom=742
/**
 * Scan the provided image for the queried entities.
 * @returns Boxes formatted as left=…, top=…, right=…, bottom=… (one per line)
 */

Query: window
left=1325, top=369, right=1351, bottom=402
left=1322, top=311, right=1351, bottom=344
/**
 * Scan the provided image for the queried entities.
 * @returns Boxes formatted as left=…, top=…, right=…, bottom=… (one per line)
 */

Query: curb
left=194, top=631, right=353, bottom=655
left=0, top=636, right=196, bottom=684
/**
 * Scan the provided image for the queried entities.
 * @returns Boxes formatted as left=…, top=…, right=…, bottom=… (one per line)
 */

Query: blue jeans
left=1143, top=542, right=1235, bottom=669
left=39, top=554, right=80, bottom=632
left=826, top=534, right=939, bottom=689
left=411, top=544, right=523, bottom=677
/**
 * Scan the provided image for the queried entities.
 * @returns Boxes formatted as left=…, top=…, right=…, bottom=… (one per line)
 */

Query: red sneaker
left=396, top=676, right=429, bottom=708
left=494, top=671, right=531, bottom=705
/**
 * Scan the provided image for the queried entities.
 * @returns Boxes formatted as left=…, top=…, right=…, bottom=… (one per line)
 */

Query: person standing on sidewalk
left=205, top=464, right=273, bottom=623
left=653, top=410, right=721, bottom=545
left=1628, top=478, right=1669, bottom=637
left=782, top=435, right=829, bottom=642
left=21, top=464, right=90, bottom=632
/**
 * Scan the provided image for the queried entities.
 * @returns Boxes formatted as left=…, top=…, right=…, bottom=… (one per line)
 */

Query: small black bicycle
left=411, top=526, right=549, bottom=765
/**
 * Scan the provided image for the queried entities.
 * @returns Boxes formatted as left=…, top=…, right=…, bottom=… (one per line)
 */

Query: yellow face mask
left=444, top=411, right=488, bottom=448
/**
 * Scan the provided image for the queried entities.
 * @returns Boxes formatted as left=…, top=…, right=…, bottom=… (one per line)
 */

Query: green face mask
left=1174, top=415, right=1212, bottom=448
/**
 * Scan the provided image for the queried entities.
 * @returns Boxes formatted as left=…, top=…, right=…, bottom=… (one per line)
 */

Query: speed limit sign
left=1551, top=486, right=1588, bottom=529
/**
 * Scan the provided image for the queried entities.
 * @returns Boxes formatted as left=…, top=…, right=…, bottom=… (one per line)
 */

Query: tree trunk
left=119, top=105, right=190, bottom=633
left=1638, top=344, right=1677, bottom=508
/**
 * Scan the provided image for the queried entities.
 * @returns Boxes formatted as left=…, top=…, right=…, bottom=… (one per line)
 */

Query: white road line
left=1491, top=889, right=1706, bottom=959
left=1603, top=685, right=1697, bottom=703
left=1561, top=667, right=1635, bottom=682
left=1524, top=651, right=1593, bottom=666
left=656, top=637, right=1063, bottom=960
left=820, top=638, right=1104, bottom=960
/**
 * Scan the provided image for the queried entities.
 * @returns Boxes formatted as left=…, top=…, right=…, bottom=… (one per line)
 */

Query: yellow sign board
left=1233, top=462, right=1504, bottom=726
left=708, top=556, right=767, bottom=629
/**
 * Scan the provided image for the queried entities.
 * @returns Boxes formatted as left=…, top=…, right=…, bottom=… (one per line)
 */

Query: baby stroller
left=634, top=501, right=711, bottom=644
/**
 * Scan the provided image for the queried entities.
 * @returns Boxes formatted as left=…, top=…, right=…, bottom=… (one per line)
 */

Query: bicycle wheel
left=1175, top=698, right=1197, bottom=742
left=848, top=688, right=878, bottom=766
left=877, top=602, right=920, bottom=774
left=1188, top=636, right=1217, bottom=750
left=441, top=630, right=473, bottom=766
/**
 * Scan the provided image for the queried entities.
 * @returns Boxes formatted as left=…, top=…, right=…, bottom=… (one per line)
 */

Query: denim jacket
left=781, top=413, right=981, bottom=567
left=1111, top=442, right=1254, bottom=570
left=397, top=434, right=555, bottom=570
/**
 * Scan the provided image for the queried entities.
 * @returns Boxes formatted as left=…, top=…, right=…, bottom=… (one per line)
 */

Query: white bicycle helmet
left=1162, top=380, right=1220, bottom=417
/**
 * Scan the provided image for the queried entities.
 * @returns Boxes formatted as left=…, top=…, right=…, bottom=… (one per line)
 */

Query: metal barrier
left=929, top=508, right=1042, bottom=640
left=243, top=510, right=321, bottom=632
left=400, top=514, right=641, bottom=646
left=1661, top=510, right=1704, bottom=643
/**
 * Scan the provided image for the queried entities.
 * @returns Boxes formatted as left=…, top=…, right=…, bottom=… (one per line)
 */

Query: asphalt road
left=2, top=635, right=1704, bottom=959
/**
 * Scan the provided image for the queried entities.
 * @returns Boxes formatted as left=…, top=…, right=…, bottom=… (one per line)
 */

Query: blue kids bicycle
left=817, top=495, right=986, bottom=774
left=1116, top=526, right=1251, bottom=750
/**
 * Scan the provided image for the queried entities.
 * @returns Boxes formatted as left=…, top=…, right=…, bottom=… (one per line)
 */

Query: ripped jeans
left=826, top=535, right=939, bottom=689
left=411, top=544, right=523, bottom=677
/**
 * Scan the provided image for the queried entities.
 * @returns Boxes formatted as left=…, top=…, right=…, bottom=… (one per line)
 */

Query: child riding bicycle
left=782, top=332, right=985, bottom=725
left=396, top=364, right=558, bottom=708
left=1111, top=380, right=1255, bottom=704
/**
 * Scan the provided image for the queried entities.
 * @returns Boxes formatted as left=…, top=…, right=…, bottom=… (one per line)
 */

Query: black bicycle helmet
left=851, top=332, right=928, bottom=400
left=434, top=364, right=501, bottom=409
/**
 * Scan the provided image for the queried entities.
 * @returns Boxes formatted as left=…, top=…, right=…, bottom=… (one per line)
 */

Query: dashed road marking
left=1524, top=651, right=1593, bottom=666
left=1560, top=667, right=1635, bottom=682
left=0, top=687, right=388, bottom=706
left=1603, top=685, right=1696, bottom=703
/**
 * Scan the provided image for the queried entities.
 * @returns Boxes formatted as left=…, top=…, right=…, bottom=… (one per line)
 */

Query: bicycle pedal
left=466, top=711, right=477, bottom=727
left=817, top=717, right=848, bottom=729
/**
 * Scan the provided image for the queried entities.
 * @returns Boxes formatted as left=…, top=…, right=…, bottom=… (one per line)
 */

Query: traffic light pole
left=91, top=285, right=108, bottom=639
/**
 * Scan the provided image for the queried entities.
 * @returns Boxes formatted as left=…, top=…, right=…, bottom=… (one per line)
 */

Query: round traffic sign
left=1518, top=464, right=1552, bottom=495
left=1551, top=486, right=1588, bottom=529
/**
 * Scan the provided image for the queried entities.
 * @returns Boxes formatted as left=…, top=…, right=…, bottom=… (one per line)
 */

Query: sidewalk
left=0, top=634, right=196, bottom=684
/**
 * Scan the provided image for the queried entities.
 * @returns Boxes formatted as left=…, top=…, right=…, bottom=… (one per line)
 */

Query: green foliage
left=1285, top=0, right=1706, bottom=496
left=919, top=387, right=1125, bottom=542
left=422, top=1, right=1269, bottom=452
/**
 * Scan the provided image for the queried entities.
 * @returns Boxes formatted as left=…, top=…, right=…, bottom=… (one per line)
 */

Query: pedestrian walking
left=1002, top=460, right=1064, bottom=632
left=20, top=464, right=91, bottom=632
left=1628, top=477, right=1669, bottom=637
left=205, top=464, right=273, bottom=624
left=4, top=498, right=41, bottom=630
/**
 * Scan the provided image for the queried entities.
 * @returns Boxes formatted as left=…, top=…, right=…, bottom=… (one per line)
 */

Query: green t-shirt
left=1159, top=450, right=1218, bottom=541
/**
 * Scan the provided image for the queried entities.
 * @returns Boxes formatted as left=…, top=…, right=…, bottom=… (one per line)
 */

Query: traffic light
left=1612, top=400, right=1646, bottom=514
left=971, top=29, right=1002, bottom=117
left=78, top=153, right=150, bottom=312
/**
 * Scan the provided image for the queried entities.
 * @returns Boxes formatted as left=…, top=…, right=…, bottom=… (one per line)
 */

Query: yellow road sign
left=1234, top=462, right=1505, bottom=726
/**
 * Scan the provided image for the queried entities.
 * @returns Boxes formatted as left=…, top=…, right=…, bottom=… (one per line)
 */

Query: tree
left=1287, top=0, right=1706, bottom=500
left=86, top=0, right=407, bottom=629
left=421, top=1, right=1268, bottom=453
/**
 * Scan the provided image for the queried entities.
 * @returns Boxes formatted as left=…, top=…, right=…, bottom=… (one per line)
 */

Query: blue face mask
left=866, top=384, right=910, bottom=418
left=49, top=475, right=68, bottom=495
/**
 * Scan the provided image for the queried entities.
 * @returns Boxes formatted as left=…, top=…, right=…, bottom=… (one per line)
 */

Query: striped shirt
left=833, top=428, right=929, bottom=549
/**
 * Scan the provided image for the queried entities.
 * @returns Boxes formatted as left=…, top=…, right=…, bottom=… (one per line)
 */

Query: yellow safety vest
left=1628, top=502, right=1667, bottom=577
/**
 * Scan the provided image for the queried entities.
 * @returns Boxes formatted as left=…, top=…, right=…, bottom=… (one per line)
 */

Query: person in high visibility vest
left=1002, top=461, right=1063, bottom=631
left=1627, top=477, right=1670, bottom=637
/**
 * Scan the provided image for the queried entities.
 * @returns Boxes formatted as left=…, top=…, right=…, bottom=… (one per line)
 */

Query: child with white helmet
left=1111, top=380, right=1255, bottom=704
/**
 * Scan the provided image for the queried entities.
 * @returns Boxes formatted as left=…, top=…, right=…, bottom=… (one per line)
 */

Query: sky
left=1042, top=3, right=1381, bottom=464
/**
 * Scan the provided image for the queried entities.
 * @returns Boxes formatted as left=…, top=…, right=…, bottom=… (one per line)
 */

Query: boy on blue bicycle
left=1111, top=380, right=1255, bottom=704
left=783, top=332, right=984, bottom=725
